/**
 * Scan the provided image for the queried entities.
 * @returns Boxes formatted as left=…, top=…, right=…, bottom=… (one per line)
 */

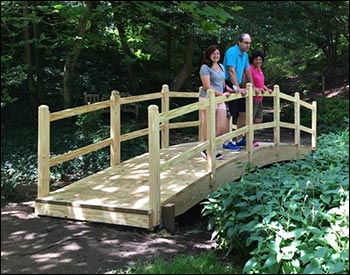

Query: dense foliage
left=280, top=95, right=349, bottom=135
left=202, top=129, right=349, bottom=274
left=1, top=1, right=348, bottom=113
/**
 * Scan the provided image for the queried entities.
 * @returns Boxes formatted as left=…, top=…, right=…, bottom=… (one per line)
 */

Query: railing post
left=111, top=90, right=121, bottom=166
left=198, top=86, right=204, bottom=141
left=312, top=101, right=317, bottom=151
left=273, top=85, right=280, bottom=147
left=161, top=84, right=170, bottom=149
left=246, top=83, right=254, bottom=161
left=148, top=105, right=161, bottom=227
left=207, top=89, right=216, bottom=187
left=38, top=105, right=50, bottom=198
left=294, top=92, right=300, bottom=150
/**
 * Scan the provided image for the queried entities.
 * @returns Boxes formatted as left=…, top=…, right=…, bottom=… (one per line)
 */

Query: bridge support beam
left=162, top=203, right=176, bottom=234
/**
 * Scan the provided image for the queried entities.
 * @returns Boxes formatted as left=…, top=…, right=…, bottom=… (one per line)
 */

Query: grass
left=107, top=251, right=241, bottom=274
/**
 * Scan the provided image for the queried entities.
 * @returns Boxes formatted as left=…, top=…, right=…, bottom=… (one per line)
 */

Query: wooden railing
left=37, top=83, right=317, bottom=227
left=37, top=85, right=199, bottom=198
left=147, top=83, right=317, bottom=226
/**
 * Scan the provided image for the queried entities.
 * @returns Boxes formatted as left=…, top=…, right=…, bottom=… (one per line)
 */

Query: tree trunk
left=170, top=34, right=197, bottom=91
left=111, top=1, right=137, bottom=93
left=23, top=1, right=37, bottom=111
left=32, top=18, right=44, bottom=104
left=166, top=25, right=172, bottom=81
left=63, top=1, right=93, bottom=109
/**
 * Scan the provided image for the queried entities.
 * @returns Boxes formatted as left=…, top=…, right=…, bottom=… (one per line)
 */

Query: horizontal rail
left=120, top=92, right=162, bottom=104
left=50, top=101, right=111, bottom=122
left=300, top=125, right=314, bottom=135
left=280, top=93, right=296, bottom=102
left=252, top=121, right=276, bottom=131
left=160, top=141, right=209, bottom=172
left=120, top=127, right=149, bottom=142
left=169, top=121, right=200, bottom=129
left=50, top=138, right=112, bottom=167
left=215, top=126, right=248, bottom=145
left=159, top=100, right=207, bottom=123
left=169, top=91, right=199, bottom=98
left=299, top=100, right=314, bottom=109
left=279, top=122, right=296, bottom=129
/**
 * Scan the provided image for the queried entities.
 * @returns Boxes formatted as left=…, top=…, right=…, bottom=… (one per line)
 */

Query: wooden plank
left=38, top=105, right=50, bottom=198
left=148, top=105, right=161, bottom=227
left=159, top=100, right=207, bottom=123
left=162, top=203, right=176, bottom=234
left=169, top=121, right=200, bottom=129
left=50, top=101, right=111, bottom=121
left=120, top=93, right=161, bottom=104
left=169, top=92, right=199, bottom=98
left=161, top=85, right=170, bottom=148
left=50, top=138, right=112, bottom=167
left=35, top=201, right=151, bottom=229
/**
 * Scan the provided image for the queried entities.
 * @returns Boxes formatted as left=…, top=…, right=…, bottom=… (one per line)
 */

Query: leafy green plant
left=202, top=129, right=349, bottom=274
left=279, top=96, right=349, bottom=135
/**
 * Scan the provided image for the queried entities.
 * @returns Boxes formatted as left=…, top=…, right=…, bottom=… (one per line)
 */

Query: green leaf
left=329, top=262, right=346, bottom=273
left=303, top=260, right=324, bottom=274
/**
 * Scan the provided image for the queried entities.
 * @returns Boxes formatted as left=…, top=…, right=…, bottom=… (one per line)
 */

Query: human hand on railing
left=239, top=88, right=247, bottom=97
left=223, top=91, right=231, bottom=98
left=254, top=87, right=263, bottom=96
left=262, top=87, right=273, bottom=94
left=226, top=85, right=235, bottom=94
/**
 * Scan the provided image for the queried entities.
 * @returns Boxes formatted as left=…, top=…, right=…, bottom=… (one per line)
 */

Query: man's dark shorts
left=228, top=98, right=245, bottom=118
left=225, top=80, right=245, bottom=118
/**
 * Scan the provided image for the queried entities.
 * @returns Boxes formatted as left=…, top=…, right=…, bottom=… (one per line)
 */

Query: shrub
left=202, top=129, right=349, bottom=274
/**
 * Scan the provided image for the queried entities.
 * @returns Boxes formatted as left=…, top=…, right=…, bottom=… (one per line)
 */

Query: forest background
left=1, top=1, right=349, bottom=200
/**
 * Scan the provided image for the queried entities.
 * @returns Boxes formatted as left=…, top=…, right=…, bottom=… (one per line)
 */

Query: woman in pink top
left=248, top=51, right=272, bottom=124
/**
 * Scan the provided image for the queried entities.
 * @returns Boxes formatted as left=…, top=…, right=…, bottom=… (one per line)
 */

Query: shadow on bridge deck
left=35, top=141, right=311, bottom=230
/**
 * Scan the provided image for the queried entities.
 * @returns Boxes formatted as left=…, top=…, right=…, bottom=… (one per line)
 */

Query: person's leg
left=200, top=109, right=207, bottom=141
left=199, top=107, right=209, bottom=159
left=216, top=103, right=227, bottom=137
left=251, top=100, right=263, bottom=147
left=237, top=112, right=246, bottom=128
left=253, top=100, right=263, bottom=124
left=236, top=98, right=246, bottom=143
left=222, top=102, right=240, bottom=151
left=199, top=97, right=207, bottom=142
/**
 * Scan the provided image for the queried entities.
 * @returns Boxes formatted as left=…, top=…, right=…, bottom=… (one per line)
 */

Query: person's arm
left=229, top=66, right=247, bottom=96
left=261, top=69, right=272, bottom=93
left=244, top=68, right=254, bottom=89
left=200, top=74, right=223, bottom=96
left=263, top=85, right=273, bottom=93
left=228, top=66, right=239, bottom=92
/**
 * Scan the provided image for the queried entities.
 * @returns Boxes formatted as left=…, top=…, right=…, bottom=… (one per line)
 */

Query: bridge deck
left=35, top=141, right=311, bottom=229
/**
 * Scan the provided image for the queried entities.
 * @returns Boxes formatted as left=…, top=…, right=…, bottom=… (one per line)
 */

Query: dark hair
left=249, top=50, right=265, bottom=64
left=201, top=45, right=220, bottom=67
left=238, top=33, right=250, bottom=43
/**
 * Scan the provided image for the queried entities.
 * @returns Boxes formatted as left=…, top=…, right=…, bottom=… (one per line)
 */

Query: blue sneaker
left=236, top=138, right=259, bottom=147
left=236, top=138, right=246, bottom=147
left=223, top=141, right=240, bottom=151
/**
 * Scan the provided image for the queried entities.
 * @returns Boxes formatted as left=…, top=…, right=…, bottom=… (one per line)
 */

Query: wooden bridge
left=35, top=84, right=317, bottom=231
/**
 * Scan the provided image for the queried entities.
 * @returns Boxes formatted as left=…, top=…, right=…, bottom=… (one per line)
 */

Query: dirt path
left=1, top=201, right=214, bottom=274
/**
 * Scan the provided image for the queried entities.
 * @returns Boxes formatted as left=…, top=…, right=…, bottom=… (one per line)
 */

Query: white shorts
left=199, top=97, right=226, bottom=110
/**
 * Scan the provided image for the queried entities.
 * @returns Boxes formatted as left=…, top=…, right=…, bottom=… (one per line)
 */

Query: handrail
left=37, top=86, right=201, bottom=198
left=37, top=83, right=317, bottom=227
